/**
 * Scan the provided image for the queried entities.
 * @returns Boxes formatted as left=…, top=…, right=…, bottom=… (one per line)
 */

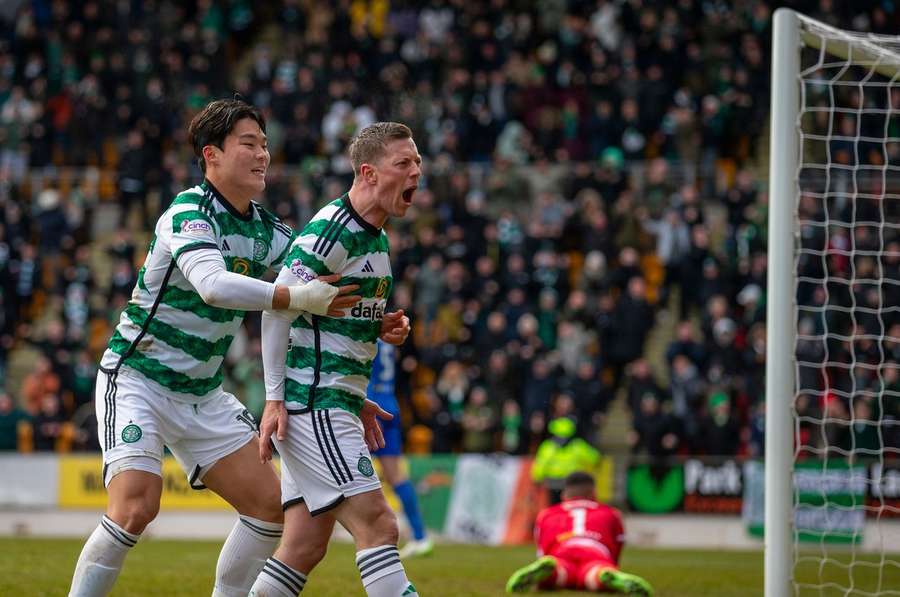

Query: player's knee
left=242, top=487, right=283, bottom=524
left=346, top=498, right=399, bottom=547
left=117, top=498, right=159, bottom=534
left=371, top=505, right=400, bottom=546
left=294, top=540, right=329, bottom=571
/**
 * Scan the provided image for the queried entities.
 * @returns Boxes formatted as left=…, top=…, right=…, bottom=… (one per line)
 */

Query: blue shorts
left=373, top=407, right=403, bottom=457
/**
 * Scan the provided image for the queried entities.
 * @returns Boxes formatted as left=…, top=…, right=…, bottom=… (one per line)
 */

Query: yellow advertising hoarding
left=56, top=455, right=399, bottom=511
left=595, top=455, right=614, bottom=503
left=59, top=455, right=233, bottom=509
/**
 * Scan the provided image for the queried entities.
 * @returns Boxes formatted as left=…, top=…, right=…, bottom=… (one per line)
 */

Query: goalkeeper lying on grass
left=507, top=471, right=653, bottom=595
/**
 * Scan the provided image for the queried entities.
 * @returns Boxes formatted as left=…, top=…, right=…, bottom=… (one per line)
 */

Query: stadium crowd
left=0, top=0, right=897, bottom=458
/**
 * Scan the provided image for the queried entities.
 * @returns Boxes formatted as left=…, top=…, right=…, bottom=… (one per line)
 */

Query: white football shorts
left=95, top=368, right=257, bottom=488
left=275, top=407, right=382, bottom=516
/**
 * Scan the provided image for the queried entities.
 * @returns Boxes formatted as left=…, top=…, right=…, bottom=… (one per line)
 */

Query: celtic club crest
left=121, top=424, right=142, bottom=443
left=253, top=239, right=267, bottom=261
left=357, top=456, right=375, bottom=477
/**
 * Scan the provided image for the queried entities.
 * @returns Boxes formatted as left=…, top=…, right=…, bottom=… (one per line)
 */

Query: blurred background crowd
left=0, top=0, right=897, bottom=460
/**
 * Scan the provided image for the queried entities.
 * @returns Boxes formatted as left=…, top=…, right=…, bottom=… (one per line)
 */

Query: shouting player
left=68, top=99, right=389, bottom=597
left=369, top=338, right=433, bottom=559
left=250, top=122, right=419, bottom=597
left=506, top=472, right=653, bottom=595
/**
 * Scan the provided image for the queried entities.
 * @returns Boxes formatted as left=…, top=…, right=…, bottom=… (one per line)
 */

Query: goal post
left=766, top=9, right=799, bottom=597
left=767, top=8, right=900, bottom=597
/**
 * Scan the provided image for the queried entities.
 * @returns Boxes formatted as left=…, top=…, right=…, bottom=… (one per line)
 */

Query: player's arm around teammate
left=68, top=99, right=362, bottom=597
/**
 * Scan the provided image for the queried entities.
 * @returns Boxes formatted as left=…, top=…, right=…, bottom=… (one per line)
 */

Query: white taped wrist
left=288, top=280, right=339, bottom=315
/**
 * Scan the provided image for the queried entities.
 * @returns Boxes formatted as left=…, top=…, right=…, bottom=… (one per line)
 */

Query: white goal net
left=768, top=9, right=900, bottom=597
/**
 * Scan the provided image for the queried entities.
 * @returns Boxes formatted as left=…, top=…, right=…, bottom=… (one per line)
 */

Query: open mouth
left=251, top=168, right=266, bottom=177
left=402, top=187, right=417, bottom=204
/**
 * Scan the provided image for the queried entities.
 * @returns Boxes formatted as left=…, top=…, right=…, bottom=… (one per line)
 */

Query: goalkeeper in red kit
left=506, top=472, right=653, bottom=595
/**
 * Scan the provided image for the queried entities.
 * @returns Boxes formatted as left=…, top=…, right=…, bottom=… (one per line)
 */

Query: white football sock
left=248, top=557, right=307, bottom=596
left=212, top=515, right=283, bottom=597
left=69, top=515, right=140, bottom=597
left=356, top=545, right=418, bottom=596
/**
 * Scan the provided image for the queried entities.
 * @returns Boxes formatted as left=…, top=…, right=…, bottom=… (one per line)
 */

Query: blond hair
left=348, top=122, right=413, bottom=176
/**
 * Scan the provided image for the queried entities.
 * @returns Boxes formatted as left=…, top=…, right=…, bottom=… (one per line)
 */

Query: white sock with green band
left=212, top=515, right=283, bottom=597
left=69, top=515, right=140, bottom=597
left=248, top=557, right=307, bottom=596
left=356, top=545, right=418, bottom=596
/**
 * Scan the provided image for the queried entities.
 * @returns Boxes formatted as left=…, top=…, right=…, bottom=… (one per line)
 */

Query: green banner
left=626, top=464, right=684, bottom=513
left=408, top=454, right=458, bottom=533
left=743, top=460, right=866, bottom=544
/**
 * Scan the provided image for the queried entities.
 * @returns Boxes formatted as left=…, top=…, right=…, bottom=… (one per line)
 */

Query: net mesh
left=793, top=14, right=900, bottom=597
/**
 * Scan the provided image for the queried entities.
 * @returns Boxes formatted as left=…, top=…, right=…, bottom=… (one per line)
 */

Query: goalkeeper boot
left=599, top=568, right=654, bottom=596
left=505, top=555, right=557, bottom=593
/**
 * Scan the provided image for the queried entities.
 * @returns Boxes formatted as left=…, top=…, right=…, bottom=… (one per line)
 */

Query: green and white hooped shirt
left=278, top=195, right=393, bottom=415
left=100, top=181, right=294, bottom=401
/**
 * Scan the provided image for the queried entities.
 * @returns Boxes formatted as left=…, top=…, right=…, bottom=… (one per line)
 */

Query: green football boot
left=599, top=568, right=654, bottom=596
left=505, top=555, right=557, bottom=593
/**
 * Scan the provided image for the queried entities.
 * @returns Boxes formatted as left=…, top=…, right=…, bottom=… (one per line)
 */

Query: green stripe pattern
left=215, top=212, right=274, bottom=244
left=285, top=245, right=331, bottom=276
left=279, top=199, right=393, bottom=413
left=108, top=331, right=223, bottom=396
left=291, top=314, right=382, bottom=344
left=124, top=304, right=233, bottom=362
left=285, top=378, right=364, bottom=415
left=173, top=210, right=215, bottom=230
left=340, top=275, right=393, bottom=297
left=101, top=183, right=295, bottom=399
left=224, top=255, right=269, bottom=278
left=170, top=191, right=206, bottom=208
left=287, top=345, right=373, bottom=378
left=301, top=218, right=390, bottom=258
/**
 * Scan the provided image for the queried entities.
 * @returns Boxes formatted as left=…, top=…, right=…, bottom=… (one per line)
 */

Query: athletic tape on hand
left=288, top=279, right=340, bottom=315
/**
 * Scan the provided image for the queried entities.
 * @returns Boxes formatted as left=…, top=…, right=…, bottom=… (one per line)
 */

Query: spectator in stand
left=523, top=355, right=559, bottom=423
left=628, top=394, right=681, bottom=462
left=695, top=392, right=741, bottom=456
left=850, top=398, right=881, bottom=458
left=625, top=359, right=666, bottom=418
left=0, top=0, right=896, bottom=462
left=821, top=394, right=853, bottom=456
left=561, top=359, right=609, bottom=439
left=32, top=393, right=65, bottom=451
left=669, top=355, right=705, bottom=447
left=461, top=385, right=497, bottom=453
left=20, top=354, right=61, bottom=416
left=606, top=277, right=654, bottom=392
left=0, top=393, right=29, bottom=451
left=532, top=417, right=600, bottom=505
left=666, top=321, right=707, bottom=372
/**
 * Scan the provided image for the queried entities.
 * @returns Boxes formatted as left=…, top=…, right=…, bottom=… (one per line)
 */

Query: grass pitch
left=2, top=537, right=897, bottom=596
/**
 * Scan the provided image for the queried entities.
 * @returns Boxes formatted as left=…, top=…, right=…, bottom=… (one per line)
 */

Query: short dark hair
left=188, top=99, right=266, bottom=173
left=348, top=122, right=413, bottom=176
left=563, top=472, right=596, bottom=497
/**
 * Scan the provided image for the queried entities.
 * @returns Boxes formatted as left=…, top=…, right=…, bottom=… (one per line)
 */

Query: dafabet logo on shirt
left=350, top=301, right=384, bottom=321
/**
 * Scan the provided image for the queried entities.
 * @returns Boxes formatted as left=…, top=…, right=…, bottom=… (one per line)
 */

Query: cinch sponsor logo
left=181, top=220, right=211, bottom=233
left=289, top=259, right=316, bottom=283
left=350, top=301, right=384, bottom=320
